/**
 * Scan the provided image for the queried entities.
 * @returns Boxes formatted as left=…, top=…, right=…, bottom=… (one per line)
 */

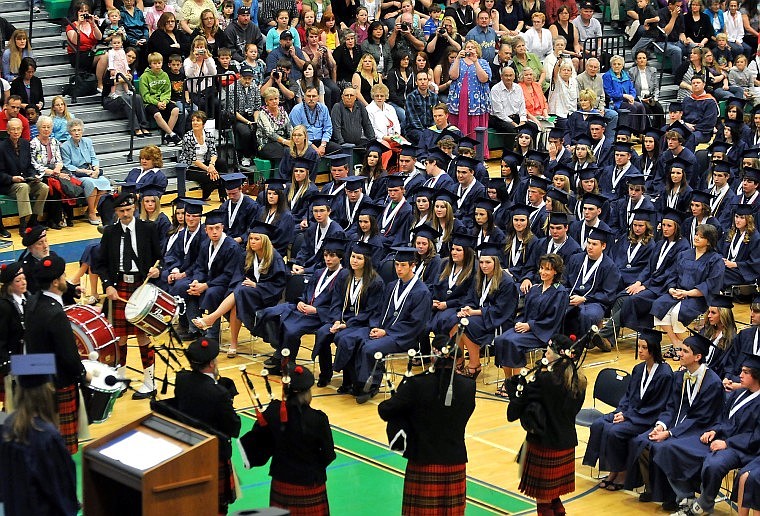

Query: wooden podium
left=82, top=412, right=218, bottom=516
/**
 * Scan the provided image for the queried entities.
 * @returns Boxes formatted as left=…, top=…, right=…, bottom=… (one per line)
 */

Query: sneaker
left=33, top=5, right=41, bottom=12
left=240, top=157, right=251, bottom=167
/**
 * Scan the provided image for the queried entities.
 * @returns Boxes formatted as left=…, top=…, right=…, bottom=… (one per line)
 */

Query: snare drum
left=82, top=360, right=121, bottom=424
left=125, top=283, right=181, bottom=336
left=65, top=305, right=118, bottom=367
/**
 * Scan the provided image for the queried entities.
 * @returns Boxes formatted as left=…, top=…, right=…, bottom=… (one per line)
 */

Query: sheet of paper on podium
left=99, top=429, right=183, bottom=470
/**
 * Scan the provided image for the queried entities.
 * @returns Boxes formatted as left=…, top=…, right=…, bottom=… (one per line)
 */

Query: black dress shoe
left=355, top=385, right=379, bottom=404
left=661, top=500, right=679, bottom=512
left=638, top=491, right=653, bottom=503
left=0, top=228, right=10, bottom=238
left=316, top=376, right=332, bottom=388
left=336, top=384, right=352, bottom=394
left=131, top=389, right=157, bottom=400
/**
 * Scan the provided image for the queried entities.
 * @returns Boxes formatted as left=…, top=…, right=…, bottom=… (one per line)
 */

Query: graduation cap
left=517, top=122, right=539, bottom=137
left=733, top=203, right=756, bottom=216
left=475, top=197, right=500, bottom=212
left=550, top=163, right=574, bottom=179
left=580, top=192, right=606, bottom=208
left=626, top=173, right=646, bottom=187
left=343, top=176, right=365, bottom=191
left=413, top=186, right=437, bottom=200
left=434, top=189, right=458, bottom=206
left=742, top=147, right=760, bottom=160
left=546, top=187, right=570, bottom=205
left=638, top=328, right=662, bottom=346
left=455, top=156, right=479, bottom=171
left=644, top=127, right=665, bottom=140
left=391, top=245, right=418, bottom=262
left=510, top=202, right=538, bottom=217
left=587, top=226, right=613, bottom=243
left=528, top=175, right=551, bottom=191
left=682, top=331, right=713, bottom=357
left=358, top=200, right=384, bottom=218
left=34, top=254, right=66, bottom=284
left=574, top=134, right=594, bottom=147
left=309, top=193, right=334, bottom=208
left=457, top=136, right=480, bottom=149
left=352, top=240, right=378, bottom=257
left=21, top=225, right=46, bottom=247
left=435, top=129, right=460, bottom=144
left=114, top=180, right=138, bottom=194
left=249, top=220, right=278, bottom=237
left=586, top=114, right=607, bottom=127
left=753, top=104, right=760, bottom=116
left=669, top=156, right=692, bottom=170
left=221, top=172, right=247, bottom=190
left=668, top=101, right=683, bottom=112
left=411, top=224, right=442, bottom=241
left=476, top=241, right=504, bottom=261
left=365, top=140, right=386, bottom=155
left=726, top=97, right=747, bottom=110
left=265, top=178, right=289, bottom=191
left=186, top=336, right=220, bottom=365
left=631, top=207, right=657, bottom=223
left=711, top=293, right=734, bottom=309
left=11, top=353, right=56, bottom=389
left=450, top=232, right=477, bottom=248
left=204, top=209, right=226, bottom=225
left=136, top=183, right=164, bottom=198
left=524, top=150, right=549, bottom=165
left=486, top=178, right=509, bottom=201
left=548, top=212, right=573, bottom=226
left=323, top=235, right=349, bottom=252
left=386, top=175, right=406, bottom=188
left=613, top=141, right=634, bottom=154
left=741, top=352, right=760, bottom=371
left=743, top=167, right=760, bottom=183
left=325, top=153, right=351, bottom=167
left=691, top=189, right=715, bottom=204
left=294, top=155, right=316, bottom=170
left=708, top=140, right=730, bottom=154
left=501, top=149, right=524, bottom=168
left=548, top=126, right=566, bottom=140
left=0, top=262, right=23, bottom=284
left=425, top=148, right=451, bottom=166
left=399, top=144, right=418, bottom=158
left=668, top=121, right=692, bottom=141
left=661, top=207, right=685, bottom=225
left=181, top=198, right=207, bottom=215
left=614, top=125, right=636, bottom=138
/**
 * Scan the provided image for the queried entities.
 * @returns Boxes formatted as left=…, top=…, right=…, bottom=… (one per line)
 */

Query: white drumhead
left=125, top=284, right=158, bottom=322
left=82, top=360, right=120, bottom=392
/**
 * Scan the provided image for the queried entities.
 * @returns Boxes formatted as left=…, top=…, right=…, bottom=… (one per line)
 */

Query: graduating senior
left=378, top=350, right=476, bottom=516
left=239, top=363, right=336, bottom=514
left=505, top=334, right=587, bottom=516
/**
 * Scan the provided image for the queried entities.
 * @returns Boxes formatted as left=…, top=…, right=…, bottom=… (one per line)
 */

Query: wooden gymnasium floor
left=2, top=192, right=749, bottom=515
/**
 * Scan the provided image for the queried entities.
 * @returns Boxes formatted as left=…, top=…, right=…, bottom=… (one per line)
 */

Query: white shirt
left=548, top=75, right=578, bottom=118
left=523, top=27, right=553, bottom=59
left=366, top=102, right=401, bottom=139
left=119, top=217, right=139, bottom=272
left=490, top=81, right=527, bottom=122
left=725, top=11, right=744, bottom=43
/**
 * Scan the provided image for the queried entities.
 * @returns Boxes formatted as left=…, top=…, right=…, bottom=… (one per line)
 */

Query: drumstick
left=142, top=260, right=161, bottom=287
left=99, top=294, right=138, bottom=306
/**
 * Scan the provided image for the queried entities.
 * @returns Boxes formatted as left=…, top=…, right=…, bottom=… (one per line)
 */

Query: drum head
left=82, top=360, right=121, bottom=393
left=125, top=284, right=158, bottom=322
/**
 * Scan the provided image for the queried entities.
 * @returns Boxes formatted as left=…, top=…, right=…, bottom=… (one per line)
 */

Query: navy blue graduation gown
left=651, top=387, right=760, bottom=488
left=598, top=163, right=643, bottom=200
left=415, top=255, right=443, bottom=291
left=582, top=361, right=673, bottom=472
left=591, top=136, right=614, bottom=168
left=331, top=194, right=366, bottom=231
left=493, top=282, right=568, bottom=368
left=608, top=196, right=656, bottom=240
left=722, top=326, right=760, bottom=383
left=652, top=147, right=697, bottom=193
left=164, top=226, right=207, bottom=297
left=289, top=183, right=319, bottom=228
left=194, top=235, right=245, bottom=311
left=220, top=195, right=262, bottom=243
left=233, top=250, right=288, bottom=330
left=125, top=167, right=168, bottom=194
left=719, top=230, right=760, bottom=288
left=650, top=249, right=725, bottom=326
left=653, top=185, right=693, bottom=216
left=362, top=173, right=389, bottom=201
left=435, top=218, right=466, bottom=260
left=453, top=181, right=485, bottom=231
left=563, top=252, right=621, bottom=334
left=352, top=277, right=432, bottom=383
left=277, top=147, right=319, bottom=180
left=504, top=236, right=540, bottom=283
left=568, top=219, right=612, bottom=248
left=711, top=187, right=739, bottom=232
left=152, top=212, right=172, bottom=253
left=422, top=171, right=457, bottom=193
left=295, top=220, right=347, bottom=272
left=471, top=226, right=506, bottom=251
left=429, top=261, right=476, bottom=335
left=451, top=275, right=518, bottom=346
left=527, top=204, right=548, bottom=238
left=621, top=237, right=690, bottom=330
left=260, top=210, right=295, bottom=257
left=624, top=367, right=723, bottom=498
left=736, top=455, right=760, bottom=510
left=377, top=199, right=413, bottom=250
left=533, top=237, right=582, bottom=280
left=682, top=215, right=724, bottom=246
left=316, top=275, right=385, bottom=363
left=610, top=237, right=655, bottom=290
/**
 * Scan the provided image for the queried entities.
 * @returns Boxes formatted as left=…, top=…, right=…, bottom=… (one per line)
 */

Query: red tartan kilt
left=218, top=458, right=235, bottom=513
left=518, top=442, right=575, bottom=500
left=111, top=280, right=148, bottom=338
left=270, top=479, right=329, bottom=516
left=402, top=462, right=467, bottom=516
left=56, top=384, right=79, bottom=455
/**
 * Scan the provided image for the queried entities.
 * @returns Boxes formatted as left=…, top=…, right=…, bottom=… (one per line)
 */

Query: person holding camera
left=389, top=12, right=425, bottom=65
left=425, top=15, right=463, bottom=71
left=446, top=41, right=491, bottom=155
left=302, top=27, right=340, bottom=107
left=183, top=36, right=219, bottom=118
left=261, top=60, right=299, bottom=112
left=266, top=30, right=307, bottom=81
left=65, top=2, right=104, bottom=72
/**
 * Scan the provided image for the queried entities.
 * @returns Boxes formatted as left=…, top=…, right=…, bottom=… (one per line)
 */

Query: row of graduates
left=581, top=324, right=760, bottom=516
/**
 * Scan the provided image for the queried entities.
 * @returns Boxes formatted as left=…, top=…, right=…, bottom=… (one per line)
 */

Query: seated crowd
left=3, top=0, right=760, bottom=513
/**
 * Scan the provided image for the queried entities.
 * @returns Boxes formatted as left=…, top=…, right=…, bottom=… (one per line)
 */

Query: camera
left=272, top=70, right=281, bottom=80
left=82, top=13, right=92, bottom=19
left=465, top=51, right=473, bottom=58
left=437, top=27, right=447, bottom=35
left=400, top=22, right=411, bottom=31
left=197, top=48, right=206, bottom=54
left=559, top=52, right=573, bottom=58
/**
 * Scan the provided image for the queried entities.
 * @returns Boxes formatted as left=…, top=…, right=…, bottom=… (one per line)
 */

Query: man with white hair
left=576, top=57, right=618, bottom=135
left=489, top=66, right=527, bottom=133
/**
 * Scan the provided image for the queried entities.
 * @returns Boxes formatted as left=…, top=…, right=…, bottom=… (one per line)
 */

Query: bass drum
left=82, top=360, right=121, bottom=424
left=65, top=305, right=118, bottom=367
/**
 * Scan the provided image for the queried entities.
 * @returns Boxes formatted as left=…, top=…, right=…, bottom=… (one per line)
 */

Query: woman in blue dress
left=429, top=232, right=476, bottom=342
left=288, top=157, right=319, bottom=233
left=138, top=187, right=172, bottom=252
left=651, top=223, right=726, bottom=353
left=609, top=207, right=656, bottom=291
left=493, top=253, right=568, bottom=397
left=411, top=224, right=442, bottom=290
left=350, top=201, right=386, bottom=266
left=327, top=241, right=385, bottom=394
left=193, top=221, right=287, bottom=356
left=503, top=203, right=540, bottom=293
left=449, top=242, right=518, bottom=379
left=471, top=197, right=506, bottom=250
left=719, top=204, right=760, bottom=291
left=582, top=330, right=673, bottom=491
left=258, top=179, right=295, bottom=257
left=430, top=189, right=465, bottom=260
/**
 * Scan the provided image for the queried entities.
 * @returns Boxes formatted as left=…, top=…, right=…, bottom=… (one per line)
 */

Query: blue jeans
left=388, top=102, right=407, bottom=128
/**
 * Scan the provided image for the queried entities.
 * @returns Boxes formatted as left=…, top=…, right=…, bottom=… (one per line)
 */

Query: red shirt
left=0, top=112, right=31, bottom=141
